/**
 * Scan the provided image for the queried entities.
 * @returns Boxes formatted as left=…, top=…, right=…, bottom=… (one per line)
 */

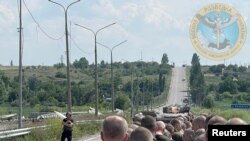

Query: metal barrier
left=0, top=128, right=30, bottom=139
left=0, top=125, right=47, bottom=139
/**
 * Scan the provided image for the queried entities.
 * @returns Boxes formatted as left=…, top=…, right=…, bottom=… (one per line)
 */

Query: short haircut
left=102, top=115, right=128, bottom=140
left=129, top=127, right=153, bottom=141
left=207, top=115, right=226, bottom=125
left=172, top=132, right=183, bottom=141
left=170, top=118, right=181, bottom=127
left=141, top=115, right=156, bottom=132
left=165, top=123, right=174, bottom=134
left=183, top=129, right=195, bottom=141
left=195, top=128, right=205, bottom=138
left=156, top=121, right=166, bottom=130
left=226, top=118, right=248, bottom=125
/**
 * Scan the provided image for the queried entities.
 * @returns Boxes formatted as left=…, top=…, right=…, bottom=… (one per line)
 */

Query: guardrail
left=0, top=128, right=30, bottom=139
left=0, top=125, right=47, bottom=139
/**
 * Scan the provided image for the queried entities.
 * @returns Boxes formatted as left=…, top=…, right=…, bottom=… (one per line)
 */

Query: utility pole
left=97, top=40, right=127, bottom=112
left=60, top=55, right=64, bottom=64
left=48, top=0, right=80, bottom=112
left=18, top=0, right=23, bottom=129
left=75, top=22, right=116, bottom=116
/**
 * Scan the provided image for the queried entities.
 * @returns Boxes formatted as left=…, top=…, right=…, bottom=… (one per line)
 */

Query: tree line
left=0, top=53, right=172, bottom=111
left=189, top=53, right=250, bottom=108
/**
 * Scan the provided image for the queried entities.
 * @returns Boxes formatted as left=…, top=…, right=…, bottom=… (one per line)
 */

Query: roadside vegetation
left=0, top=53, right=172, bottom=116
left=189, top=53, right=250, bottom=123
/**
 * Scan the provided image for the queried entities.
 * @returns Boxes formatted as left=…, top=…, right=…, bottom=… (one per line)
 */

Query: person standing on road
left=61, top=112, right=74, bottom=141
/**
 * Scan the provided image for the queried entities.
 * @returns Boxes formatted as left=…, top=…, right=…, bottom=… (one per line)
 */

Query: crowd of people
left=99, top=112, right=248, bottom=141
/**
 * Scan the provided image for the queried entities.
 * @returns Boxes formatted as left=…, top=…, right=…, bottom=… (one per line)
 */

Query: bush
left=202, top=95, right=215, bottom=108
left=223, top=92, right=232, bottom=99
left=39, top=106, right=55, bottom=112
left=55, top=72, right=66, bottom=78
left=115, top=94, right=130, bottom=110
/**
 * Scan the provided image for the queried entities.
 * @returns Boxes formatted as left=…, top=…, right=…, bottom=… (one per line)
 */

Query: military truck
left=163, top=104, right=190, bottom=114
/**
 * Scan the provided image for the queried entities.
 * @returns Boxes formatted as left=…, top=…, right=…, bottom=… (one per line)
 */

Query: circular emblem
left=190, top=3, right=247, bottom=61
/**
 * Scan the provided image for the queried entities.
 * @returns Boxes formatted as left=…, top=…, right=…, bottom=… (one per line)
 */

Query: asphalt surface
left=80, top=66, right=188, bottom=141
left=154, top=66, right=188, bottom=114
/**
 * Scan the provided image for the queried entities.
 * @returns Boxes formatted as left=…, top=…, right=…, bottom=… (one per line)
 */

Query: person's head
left=205, top=114, right=215, bottom=130
left=183, top=129, right=195, bottom=141
left=141, top=115, right=156, bottom=134
left=177, top=116, right=185, bottom=123
left=192, top=116, right=206, bottom=132
left=170, top=118, right=182, bottom=132
left=207, top=115, right=226, bottom=126
left=172, top=132, right=183, bottom=141
left=226, top=118, right=248, bottom=125
left=165, top=123, right=174, bottom=136
left=194, top=134, right=205, bottom=141
left=181, top=121, right=187, bottom=130
left=194, top=128, right=205, bottom=138
left=184, top=121, right=192, bottom=129
left=133, top=113, right=144, bottom=126
left=128, top=127, right=153, bottom=141
left=155, top=121, right=166, bottom=134
left=127, top=124, right=139, bottom=136
left=65, top=112, right=72, bottom=118
left=128, top=124, right=138, bottom=130
left=101, top=115, right=128, bottom=141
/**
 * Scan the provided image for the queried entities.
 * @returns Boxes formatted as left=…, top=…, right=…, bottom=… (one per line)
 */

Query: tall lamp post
left=97, top=40, right=127, bottom=112
left=48, top=0, right=80, bottom=112
left=75, top=23, right=116, bottom=116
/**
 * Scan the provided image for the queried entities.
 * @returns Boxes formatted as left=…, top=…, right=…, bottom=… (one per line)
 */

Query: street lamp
left=48, top=0, right=80, bottom=112
left=75, top=22, right=116, bottom=116
left=97, top=40, right=127, bottom=112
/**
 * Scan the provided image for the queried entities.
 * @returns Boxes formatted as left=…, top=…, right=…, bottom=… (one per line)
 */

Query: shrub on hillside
left=202, top=95, right=215, bottom=108
left=55, top=71, right=66, bottom=78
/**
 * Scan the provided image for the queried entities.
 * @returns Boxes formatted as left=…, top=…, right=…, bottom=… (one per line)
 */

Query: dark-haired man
left=61, top=112, right=74, bottom=141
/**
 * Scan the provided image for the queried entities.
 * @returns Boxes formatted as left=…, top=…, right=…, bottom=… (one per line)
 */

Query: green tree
left=161, top=53, right=169, bottom=65
left=28, top=75, right=40, bottom=91
left=158, top=73, right=165, bottom=93
left=202, top=95, right=215, bottom=108
left=53, top=63, right=65, bottom=69
left=218, top=77, right=238, bottom=94
left=115, top=94, right=130, bottom=110
left=73, top=57, right=89, bottom=69
left=238, top=66, right=247, bottom=73
left=190, top=53, right=205, bottom=106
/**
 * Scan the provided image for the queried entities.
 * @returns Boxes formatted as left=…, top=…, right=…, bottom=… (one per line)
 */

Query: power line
left=22, top=0, right=64, bottom=40
left=70, top=36, right=95, bottom=55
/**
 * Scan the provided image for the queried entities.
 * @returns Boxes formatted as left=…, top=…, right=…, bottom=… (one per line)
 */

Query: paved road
left=80, top=67, right=188, bottom=141
left=167, top=67, right=188, bottom=105
left=154, top=66, right=188, bottom=114
left=76, top=134, right=101, bottom=141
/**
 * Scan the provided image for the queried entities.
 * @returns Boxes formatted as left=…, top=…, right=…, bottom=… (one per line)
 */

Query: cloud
left=0, top=1, right=16, bottom=28
left=91, top=0, right=187, bottom=31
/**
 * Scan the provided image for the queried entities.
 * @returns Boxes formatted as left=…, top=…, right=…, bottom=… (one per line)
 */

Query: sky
left=0, top=0, right=250, bottom=67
